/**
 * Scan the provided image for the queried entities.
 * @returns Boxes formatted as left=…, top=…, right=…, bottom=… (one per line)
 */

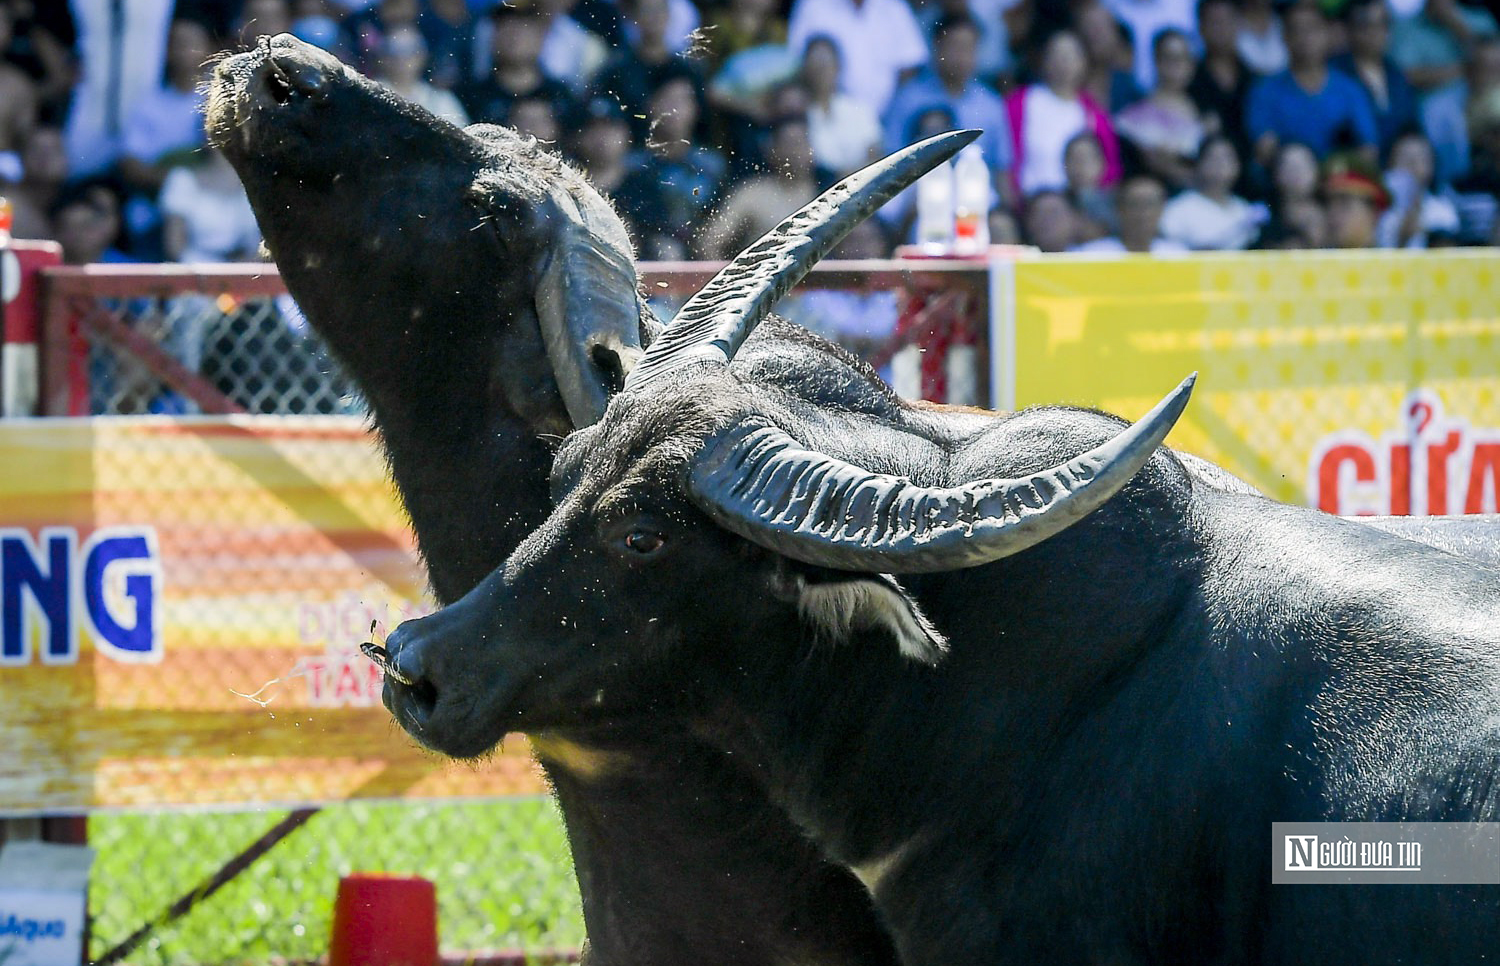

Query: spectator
left=621, top=0, right=699, bottom=53
left=1424, top=35, right=1500, bottom=185
left=291, top=0, right=352, bottom=58
left=884, top=15, right=1011, bottom=200
left=592, top=0, right=700, bottom=141
left=1101, top=0, right=1197, bottom=90
left=1245, top=3, right=1379, bottom=165
left=787, top=217, right=898, bottom=363
left=1075, top=0, right=1145, bottom=112
left=50, top=182, right=131, bottom=265
left=370, top=24, right=469, bottom=125
left=571, top=96, right=637, bottom=196
left=1449, top=86, right=1500, bottom=242
left=696, top=114, right=819, bottom=258
left=0, top=2, right=37, bottom=183
left=697, top=0, right=787, bottom=78
left=342, top=0, right=420, bottom=71
left=2, top=0, right=74, bottom=117
left=1188, top=0, right=1252, bottom=162
left=913, top=0, right=1022, bottom=84
left=1160, top=134, right=1265, bottom=248
left=1022, top=188, right=1080, bottom=252
left=1005, top=29, right=1122, bottom=197
left=1063, top=131, right=1114, bottom=239
left=702, top=0, right=797, bottom=174
left=801, top=36, right=882, bottom=179
left=1268, top=139, right=1328, bottom=245
left=509, top=95, right=560, bottom=142
left=1237, top=0, right=1288, bottom=76
left=621, top=75, right=726, bottom=258
left=458, top=4, right=577, bottom=129
left=1333, top=0, right=1419, bottom=157
left=537, top=0, right=611, bottom=96
left=1377, top=129, right=1460, bottom=247
left=416, top=0, right=475, bottom=89
left=7, top=123, right=67, bottom=240
left=64, top=0, right=175, bottom=177
left=160, top=144, right=260, bottom=263
left=1071, top=172, right=1187, bottom=252
left=1389, top=0, right=1498, bottom=96
left=1114, top=27, right=1205, bottom=190
left=119, top=16, right=214, bottom=198
left=1322, top=153, right=1389, bottom=248
left=786, top=0, right=930, bottom=116
left=235, top=0, right=294, bottom=46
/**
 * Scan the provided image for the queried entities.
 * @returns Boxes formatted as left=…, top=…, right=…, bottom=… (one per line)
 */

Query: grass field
left=89, top=798, right=585, bottom=965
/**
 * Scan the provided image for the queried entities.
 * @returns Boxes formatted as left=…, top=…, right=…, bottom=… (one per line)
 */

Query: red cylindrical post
left=329, top=873, right=439, bottom=966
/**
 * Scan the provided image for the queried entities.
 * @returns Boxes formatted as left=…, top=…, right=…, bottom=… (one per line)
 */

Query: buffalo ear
left=786, top=569, right=948, bottom=664
left=466, top=131, right=646, bottom=426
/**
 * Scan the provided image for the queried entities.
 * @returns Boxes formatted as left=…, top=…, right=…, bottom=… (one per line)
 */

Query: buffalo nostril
left=264, top=63, right=294, bottom=103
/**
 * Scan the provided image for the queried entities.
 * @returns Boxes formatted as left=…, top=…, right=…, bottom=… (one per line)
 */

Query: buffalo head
left=376, top=131, right=1195, bottom=758
left=205, top=34, right=644, bottom=436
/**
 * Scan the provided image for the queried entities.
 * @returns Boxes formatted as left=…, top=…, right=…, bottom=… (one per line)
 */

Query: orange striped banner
left=0, top=417, right=546, bottom=814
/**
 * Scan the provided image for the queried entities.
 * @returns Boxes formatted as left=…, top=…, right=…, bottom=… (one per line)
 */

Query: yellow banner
left=0, top=417, right=545, bottom=814
left=1009, top=250, right=1500, bottom=512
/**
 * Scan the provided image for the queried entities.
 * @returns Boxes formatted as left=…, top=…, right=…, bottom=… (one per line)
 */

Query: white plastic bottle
left=915, top=160, right=955, bottom=255
left=952, top=144, right=991, bottom=256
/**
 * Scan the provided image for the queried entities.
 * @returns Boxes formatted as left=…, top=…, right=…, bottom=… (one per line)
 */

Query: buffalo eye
left=623, top=530, right=667, bottom=556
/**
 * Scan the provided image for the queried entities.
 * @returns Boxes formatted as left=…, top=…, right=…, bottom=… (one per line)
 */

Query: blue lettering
left=83, top=531, right=160, bottom=661
left=1, top=528, right=74, bottom=663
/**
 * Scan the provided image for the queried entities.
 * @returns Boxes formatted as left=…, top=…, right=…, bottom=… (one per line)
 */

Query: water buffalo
left=377, top=158, right=1500, bottom=964
left=206, top=34, right=913, bottom=965
left=209, top=35, right=1499, bottom=964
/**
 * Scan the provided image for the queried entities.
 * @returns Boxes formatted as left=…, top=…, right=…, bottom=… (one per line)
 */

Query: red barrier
left=330, top=873, right=439, bottom=966
left=1, top=239, right=61, bottom=416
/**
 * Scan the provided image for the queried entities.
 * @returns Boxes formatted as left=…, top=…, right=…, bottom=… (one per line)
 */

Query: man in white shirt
left=788, top=0, right=930, bottom=115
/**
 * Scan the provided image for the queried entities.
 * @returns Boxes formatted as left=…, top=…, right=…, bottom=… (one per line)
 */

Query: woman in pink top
left=1004, top=30, right=1122, bottom=198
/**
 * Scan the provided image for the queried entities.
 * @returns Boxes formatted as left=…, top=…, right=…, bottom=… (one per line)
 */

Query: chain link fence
left=30, top=261, right=982, bottom=966
left=78, top=293, right=363, bottom=417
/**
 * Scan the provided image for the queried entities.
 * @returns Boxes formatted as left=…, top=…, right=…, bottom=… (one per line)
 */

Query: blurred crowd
left=5, top=0, right=1500, bottom=267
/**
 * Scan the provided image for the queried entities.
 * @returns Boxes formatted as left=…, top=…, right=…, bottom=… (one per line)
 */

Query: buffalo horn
left=535, top=189, right=646, bottom=426
left=688, top=375, right=1196, bottom=574
left=623, top=129, right=980, bottom=391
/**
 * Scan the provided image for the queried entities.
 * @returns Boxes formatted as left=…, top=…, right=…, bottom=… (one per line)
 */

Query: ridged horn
left=534, top=187, right=647, bottom=427
left=624, top=129, right=980, bottom=392
left=688, top=375, right=1196, bottom=574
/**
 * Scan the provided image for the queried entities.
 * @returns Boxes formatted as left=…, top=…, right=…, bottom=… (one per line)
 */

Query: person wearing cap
left=570, top=95, right=660, bottom=244
left=1322, top=153, right=1389, bottom=248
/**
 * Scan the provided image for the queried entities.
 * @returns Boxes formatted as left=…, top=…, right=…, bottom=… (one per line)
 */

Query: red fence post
left=1, top=240, right=63, bottom=416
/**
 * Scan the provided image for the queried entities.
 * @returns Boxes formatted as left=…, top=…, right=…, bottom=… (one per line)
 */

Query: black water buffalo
left=206, top=34, right=905, bottom=965
left=379, top=148, right=1500, bottom=963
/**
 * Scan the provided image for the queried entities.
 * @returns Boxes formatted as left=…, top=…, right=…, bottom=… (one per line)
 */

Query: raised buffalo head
left=377, top=132, right=1195, bottom=758
left=205, top=34, right=644, bottom=434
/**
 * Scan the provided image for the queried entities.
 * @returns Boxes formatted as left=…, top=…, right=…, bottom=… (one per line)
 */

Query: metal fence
left=26, top=260, right=986, bottom=965
left=39, top=260, right=990, bottom=417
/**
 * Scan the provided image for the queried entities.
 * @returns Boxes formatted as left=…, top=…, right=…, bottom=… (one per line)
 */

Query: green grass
left=89, top=798, right=585, bottom=965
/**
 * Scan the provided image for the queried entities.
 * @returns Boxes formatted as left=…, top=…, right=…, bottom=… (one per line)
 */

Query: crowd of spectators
left=5, top=0, right=1500, bottom=266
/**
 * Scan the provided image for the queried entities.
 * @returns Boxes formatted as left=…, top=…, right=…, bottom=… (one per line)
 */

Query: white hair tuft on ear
left=797, top=574, right=948, bottom=663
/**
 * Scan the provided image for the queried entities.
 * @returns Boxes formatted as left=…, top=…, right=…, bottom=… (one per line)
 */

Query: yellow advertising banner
left=1006, top=250, right=1500, bottom=513
left=0, top=417, right=545, bottom=815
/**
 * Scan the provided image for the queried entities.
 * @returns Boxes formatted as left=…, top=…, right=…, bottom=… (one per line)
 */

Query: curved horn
left=688, top=376, right=1196, bottom=574
left=624, top=129, right=980, bottom=392
left=534, top=187, right=647, bottom=426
